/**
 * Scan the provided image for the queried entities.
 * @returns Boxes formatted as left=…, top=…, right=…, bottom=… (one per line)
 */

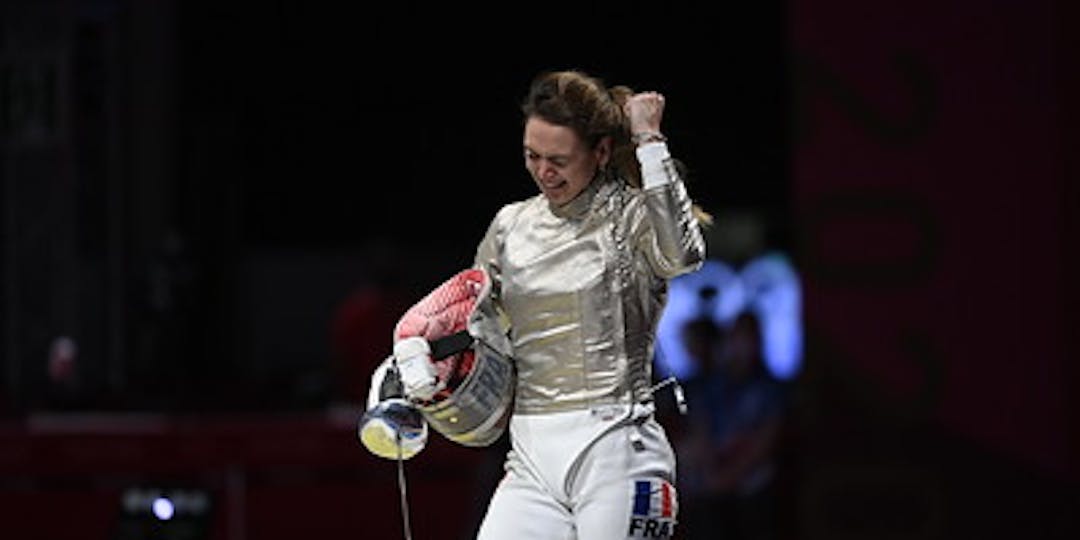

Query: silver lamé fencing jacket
left=473, top=165, right=705, bottom=416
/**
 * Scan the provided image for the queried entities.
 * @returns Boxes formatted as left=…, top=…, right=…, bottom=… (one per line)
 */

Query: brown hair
left=521, top=69, right=712, bottom=225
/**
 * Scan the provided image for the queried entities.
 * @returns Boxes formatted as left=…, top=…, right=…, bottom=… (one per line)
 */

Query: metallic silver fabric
left=473, top=166, right=705, bottom=415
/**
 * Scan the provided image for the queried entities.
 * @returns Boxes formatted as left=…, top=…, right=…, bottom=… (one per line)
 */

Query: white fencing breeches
left=476, top=406, right=678, bottom=540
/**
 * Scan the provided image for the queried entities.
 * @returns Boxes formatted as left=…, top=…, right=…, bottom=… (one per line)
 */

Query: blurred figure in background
left=330, top=240, right=415, bottom=406
left=654, top=251, right=801, bottom=540
left=677, top=309, right=788, bottom=540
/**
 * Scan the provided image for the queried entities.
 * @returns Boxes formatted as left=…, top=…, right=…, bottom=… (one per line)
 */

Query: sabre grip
left=378, top=366, right=405, bottom=402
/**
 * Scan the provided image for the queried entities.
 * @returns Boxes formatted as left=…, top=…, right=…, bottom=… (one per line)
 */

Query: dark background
left=2, top=0, right=792, bottom=412
left=1, top=0, right=1077, bottom=538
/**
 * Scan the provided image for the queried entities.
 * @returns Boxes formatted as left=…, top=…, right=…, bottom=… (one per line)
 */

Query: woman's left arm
left=637, top=143, right=706, bottom=279
left=624, top=92, right=706, bottom=279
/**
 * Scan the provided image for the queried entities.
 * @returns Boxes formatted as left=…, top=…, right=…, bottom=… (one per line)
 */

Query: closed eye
left=524, top=147, right=569, bottom=168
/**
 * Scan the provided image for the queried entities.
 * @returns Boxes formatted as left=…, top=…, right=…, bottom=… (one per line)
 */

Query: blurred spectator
left=330, top=285, right=409, bottom=404
left=676, top=309, right=788, bottom=540
left=653, top=251, right=801, bottom=539
left=329, top=242, right=414, bottom=406
left=654, top=259, right=747, bottom=380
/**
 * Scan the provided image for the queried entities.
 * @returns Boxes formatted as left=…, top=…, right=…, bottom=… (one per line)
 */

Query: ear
left=594, top=135, right=613, bottom=167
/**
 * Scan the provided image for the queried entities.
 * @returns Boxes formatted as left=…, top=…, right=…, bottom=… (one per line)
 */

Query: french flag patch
left=633, top=479, right=675, bottom=517
left=628, top=479, right=677, bottom=538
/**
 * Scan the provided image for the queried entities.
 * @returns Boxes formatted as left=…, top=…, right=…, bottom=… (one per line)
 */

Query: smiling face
left=523, top=116, right=610, bottom=206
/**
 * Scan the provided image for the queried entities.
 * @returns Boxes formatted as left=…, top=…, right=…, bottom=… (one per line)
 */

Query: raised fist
left=624, top=91, right=666, bottom=137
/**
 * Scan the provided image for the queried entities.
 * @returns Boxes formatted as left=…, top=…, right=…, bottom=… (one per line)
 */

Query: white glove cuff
left=636, top=141, right=674, bottom=190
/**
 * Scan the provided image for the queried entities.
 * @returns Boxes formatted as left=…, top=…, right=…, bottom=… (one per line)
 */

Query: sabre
left=357, top=330, right=476, bottom=540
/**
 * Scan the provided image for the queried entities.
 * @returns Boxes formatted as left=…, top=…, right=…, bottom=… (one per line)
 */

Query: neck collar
left=549, top=175, right=619, bottom=220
